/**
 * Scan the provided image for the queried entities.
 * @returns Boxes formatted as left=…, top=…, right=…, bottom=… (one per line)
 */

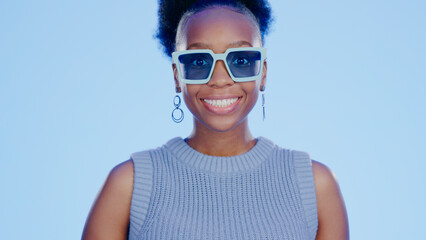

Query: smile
left=203, top=97, right=239, bottom=108
left=201, top=97, right=242, bottom=114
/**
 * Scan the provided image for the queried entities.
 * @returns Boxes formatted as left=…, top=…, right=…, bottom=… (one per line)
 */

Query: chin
left=199, top=117, right=246, bottom=133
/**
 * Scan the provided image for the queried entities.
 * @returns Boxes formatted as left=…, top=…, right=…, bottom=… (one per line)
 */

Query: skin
left=82, top=6, right=349, bottom=240
left=173, top=7, right=266, bottom=156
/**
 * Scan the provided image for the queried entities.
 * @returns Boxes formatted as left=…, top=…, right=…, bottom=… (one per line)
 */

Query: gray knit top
left=128, top=137, right=318, bottom=239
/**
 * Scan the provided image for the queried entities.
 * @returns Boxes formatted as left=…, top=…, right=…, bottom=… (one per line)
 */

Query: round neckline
left=164, top=136, right=275, bottom=174
left=182, top=137, right=258, bottom=157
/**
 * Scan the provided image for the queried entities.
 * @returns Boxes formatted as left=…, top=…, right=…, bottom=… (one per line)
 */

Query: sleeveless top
left=128, top=137, right=318, bottom=239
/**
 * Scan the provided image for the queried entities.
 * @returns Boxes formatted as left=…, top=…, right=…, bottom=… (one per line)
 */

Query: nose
left=207, top=60, right=234, bottom=88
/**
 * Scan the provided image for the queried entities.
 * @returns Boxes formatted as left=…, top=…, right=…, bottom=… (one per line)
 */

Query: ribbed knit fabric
left=129, top=137, right=318, bottom=239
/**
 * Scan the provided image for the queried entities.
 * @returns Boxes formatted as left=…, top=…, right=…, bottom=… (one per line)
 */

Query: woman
left=82, top=0, right=349, bottom=239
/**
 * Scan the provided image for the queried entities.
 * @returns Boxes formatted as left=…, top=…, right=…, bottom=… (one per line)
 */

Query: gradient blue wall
left=1, top=0, right=425, bottom=239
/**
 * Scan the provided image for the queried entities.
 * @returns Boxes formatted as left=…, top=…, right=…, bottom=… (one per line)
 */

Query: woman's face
left=174, top=7, right=266, bottom=132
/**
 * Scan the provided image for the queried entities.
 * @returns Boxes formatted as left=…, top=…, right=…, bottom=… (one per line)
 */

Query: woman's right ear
left=172, top=64, right=181, bottom=93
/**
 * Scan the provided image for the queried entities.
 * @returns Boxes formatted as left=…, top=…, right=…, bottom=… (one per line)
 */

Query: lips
left=201, top=96, right=242, bottom=114
left=203, top=97, right=239, bottom=107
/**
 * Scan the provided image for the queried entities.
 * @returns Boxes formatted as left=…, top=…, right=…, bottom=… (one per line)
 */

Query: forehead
left=176, top=7, right=261, bottom=50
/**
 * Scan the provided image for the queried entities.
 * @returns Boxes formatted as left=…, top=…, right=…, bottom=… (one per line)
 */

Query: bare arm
left=82, top=160, right=134, bottom=240
left=312, top=160, right=349, bottom=240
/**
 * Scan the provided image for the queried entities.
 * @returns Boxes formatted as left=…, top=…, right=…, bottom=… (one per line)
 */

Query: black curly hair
left=156, top=0, right=273, bottom=57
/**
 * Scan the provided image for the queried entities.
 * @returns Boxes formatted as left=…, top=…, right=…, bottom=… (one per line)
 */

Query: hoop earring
left=172, top=95, right=184, bottom=123
left=260, top=86, right=266, bottom=121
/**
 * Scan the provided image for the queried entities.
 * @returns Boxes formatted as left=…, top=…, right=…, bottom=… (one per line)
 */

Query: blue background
left=1, top=0, right=425, bottom=239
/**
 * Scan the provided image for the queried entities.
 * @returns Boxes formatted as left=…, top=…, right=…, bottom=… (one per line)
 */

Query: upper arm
left=82, top=160, right=134, bottom=240
left=312, top=160, right=349, bottom=240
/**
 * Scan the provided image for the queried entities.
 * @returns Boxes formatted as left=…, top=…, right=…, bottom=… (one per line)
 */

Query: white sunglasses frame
left=172, top=47, right=267, bottom=84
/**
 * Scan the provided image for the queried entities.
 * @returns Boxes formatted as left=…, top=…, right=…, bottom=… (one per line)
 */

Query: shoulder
left=311, top=160, right=343, bottom=210
left=94, top=159, right=135, bottom=210
left=108, top=159, right=134, bottom=191
left=82, top=160, right=134, bottom=239
left=311, top=160, right=349, bottom=240
left=311, top=160, right=337, bottom=189
left=110, top=159, right=134, bottom=179
left=311, top=160, right=345, bottom=206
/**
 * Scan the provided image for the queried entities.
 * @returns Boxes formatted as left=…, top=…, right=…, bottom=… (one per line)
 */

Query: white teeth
left=203, top=97, right=239, bottom=107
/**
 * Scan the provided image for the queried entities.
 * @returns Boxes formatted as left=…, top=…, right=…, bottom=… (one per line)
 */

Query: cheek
left=245, top=82, right=261, bottom=110
left=183, top=85, right=198, bottom=98
left=248, top=90, right=260, bottom=108
left=243, top=82, right=260, bottom=98
left=182, top=85, right=200, bottom=108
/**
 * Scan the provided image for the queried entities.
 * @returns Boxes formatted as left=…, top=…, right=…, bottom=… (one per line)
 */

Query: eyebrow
left=227, top=41, right=253, bottom=48
left=187, top=40, right=253, bottom=50
left=187, top=42, right=211, bottom=49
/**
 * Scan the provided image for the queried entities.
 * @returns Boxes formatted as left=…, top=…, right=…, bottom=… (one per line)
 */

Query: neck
left=186, top=118, right=256, bottom=156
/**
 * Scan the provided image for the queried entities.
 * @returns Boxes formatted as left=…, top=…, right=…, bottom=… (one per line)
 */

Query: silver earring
left=172, top=95, right=184, bottom=123
left=261, top=87, right=266, bottom=121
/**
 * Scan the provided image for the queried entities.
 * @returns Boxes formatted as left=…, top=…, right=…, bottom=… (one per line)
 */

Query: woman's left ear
left=259, top=60, right=267, bottom=91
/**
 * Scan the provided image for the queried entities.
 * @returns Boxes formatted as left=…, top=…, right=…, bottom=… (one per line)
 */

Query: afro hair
left=156, top=0, right=273, bottom=57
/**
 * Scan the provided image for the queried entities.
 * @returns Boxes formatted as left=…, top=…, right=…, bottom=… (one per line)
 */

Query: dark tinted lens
left=178, top=53, right=213, bottom=80
left=226, top=51, right=261, bottom=78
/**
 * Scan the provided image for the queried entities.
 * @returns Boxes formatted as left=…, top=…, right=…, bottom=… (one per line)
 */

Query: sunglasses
left=172, top=47, right=266, bottom=84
